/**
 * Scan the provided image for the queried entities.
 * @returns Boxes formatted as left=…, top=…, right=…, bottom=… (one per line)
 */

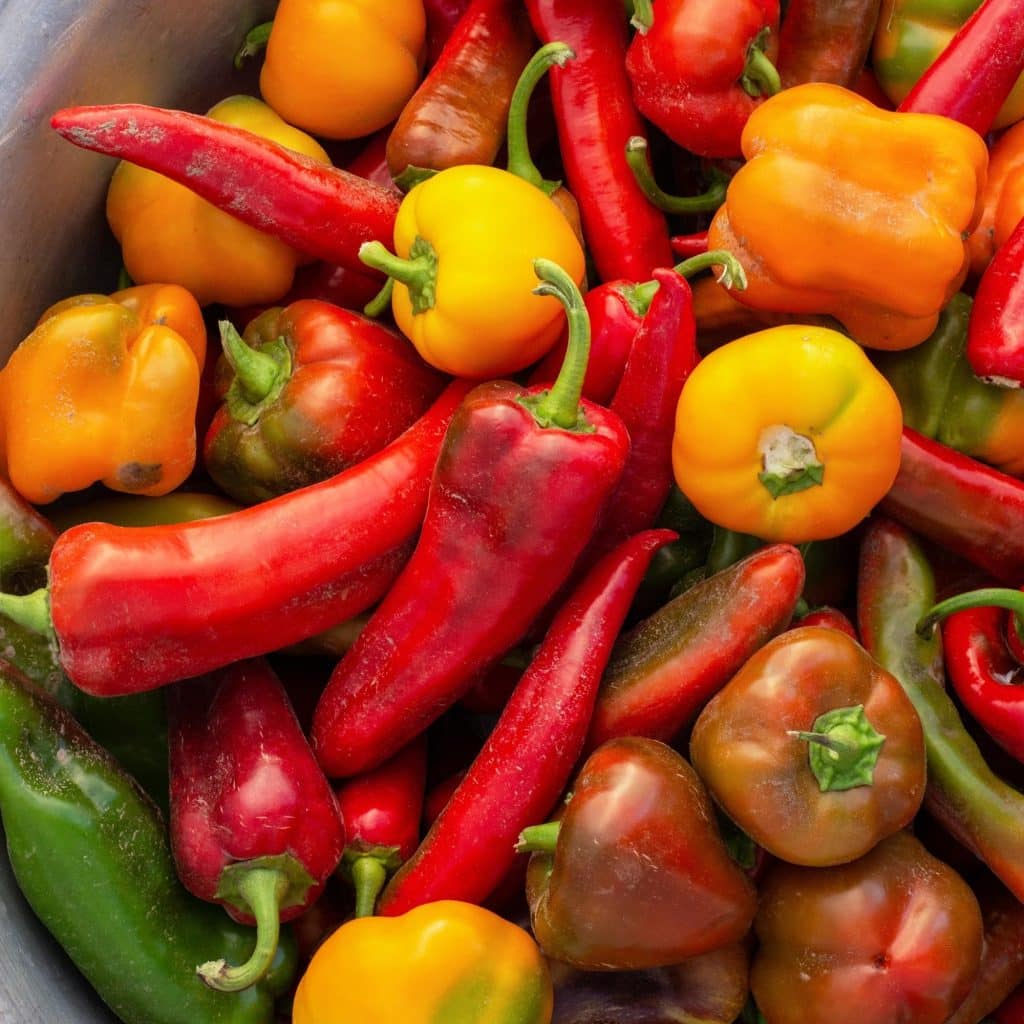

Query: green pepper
left=47, top=490, right=241, bottom=531
left=0, top=660, right=296, bottom=1024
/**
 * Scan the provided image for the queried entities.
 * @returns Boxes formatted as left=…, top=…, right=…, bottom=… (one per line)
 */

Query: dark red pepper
left=423, top=770, right=467, bottom=828
left=311, top=260, right=630, bottom=778
left=168, top=657, right=344, bottom=992
left=776, top=0, right=882, bottom=88
left=344, top=129, right=398, bottom=190
left=794, top=606, right=858, bottom=640
left=378, top=529, right=674, bottom=915
left=424, top=0, right=475, bottom=65
left=996, top=984, right=1024, bottom=1024
left=670, top=231, right=711, bottom=259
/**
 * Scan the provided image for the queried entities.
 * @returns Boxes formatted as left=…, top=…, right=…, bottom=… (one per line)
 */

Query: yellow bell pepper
left=708, top=83, right=988, bottom=351
left=359, top=165, right=586, bottom=378
left=0, top=284, right=205, bottom=505
left=672, top=325, right=903, bottom=543
left=292, top=900, right=553, bottom=1024
left=106, top=95, right=331, bottom=307
left=260, top=0, right=425, bottom=140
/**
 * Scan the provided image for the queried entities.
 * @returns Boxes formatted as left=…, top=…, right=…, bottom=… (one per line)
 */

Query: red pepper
left=524, top=0, right=673, bottom=282
left=0, top=381, right=472, bottom=695
left=344, top=129, right=398, bottom=191
left=670, top=231, right=711, bottom=259
left=776, top=0, right=881, bottom=88
left=881, top=427, right=1024, bottom=585
left=898, top=0, right=1024, bottom=134
left=423, top=770, right=467, bottom=828
left=378, top=529, right=674, bottom=915
left=311, top=262, right=630, bottom=778
left=49, top=105, right=399, bottom=275
left=168, top=657, right=344, bottom=992
left=334, top=736, right=428, bottom=918
left=996, top=985, right=1024, bottom=1024
left=794, top=606, right=858, bottom=639
left=423, top=0, right=475, bottom=65
left=626, top=0, right=782, bottom=159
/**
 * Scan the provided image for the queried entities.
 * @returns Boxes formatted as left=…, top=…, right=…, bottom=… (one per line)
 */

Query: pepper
left=751, top=831, right=983, bottom=1024
left=519, top=737, right=757, bottom=970
left=0, top=660, right=296, bottom=1024
left=359, top=166, right=585, bottom=378
left=795, top=606, right=858, bottom=639
left=385, top=0, right=536, bottom=189
left=706, top=84, right=988, bottom=350
left=293, top=901, right=553, bottom=1024
left=424, top=0, right=474, bottom=64
left=690, top=626, right=926, bottom=867
left=204, top=302, right=445, bottom=504
left=996, top=985, right=1024, bottom=1024
left=50, top=104, right=401, bottom=276
left=967, top=120, right=1024, bottom=278
left=589, top=543, right=805, bottom=748
left=626, top=0, right=782, bottom=159
left=48, top=491, right=241, bottom=532
left=525, top=0, right=674, bottom=282
left=672, top=325, right=904, bottom=542
left=857, top=518, right=1024, bottom=902
left=777, top=0, right=881, bottom=88
left=378, top=530, right=673, bottom=915
left=106, top=96, right=331, bottom=307
left=0, top=380, right=472, bottom=696
left=312, top=261, right=629, bottom=777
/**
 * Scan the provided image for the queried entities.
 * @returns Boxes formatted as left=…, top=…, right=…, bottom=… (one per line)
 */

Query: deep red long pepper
left=311, top=260, right=630, bottom=778
left=378, top=529, right=674, bottom=915
left=49, top=105, right=399, bottom=274
left=0, top=381, right=472, bottom=695
left=423, top=0, right=475, bottom=65
left=168, top=658, right=344, bottom=992
left=524, top=0, right=673, bottom=282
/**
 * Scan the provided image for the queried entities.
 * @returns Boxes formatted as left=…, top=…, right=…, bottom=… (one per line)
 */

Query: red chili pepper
left=795, top=606, right=858, bottom=640
left=524, top=0, right=673, bottom=282
left=423, top=0, right=475, bottom=66
left=626, top=0, right=782, bottom=159
left=334, top=736, right=428, bottom=918
left=776, top=0, right=881, bottom=89
left=898, top=0, right=1024, bottom=134
left=344, top=129, right=399, bottom=190
left=996, top=984, right=1024, bottom=1024
left=168, top=657, right=344, bottom=992
left=423, top=770, right=467, bottom=828
left=0, top=381, right=472, bottom=695
left=49, top=105, right=399, bottom=275
left=670, top=231, right=710, bottom=259
left=311, top=261, right=630, bottom=778
left=881, top=427, right=1024, bottom=585
left=377, top=529, right=674, bottom=915
left=459, top=657, right=526, bottom=714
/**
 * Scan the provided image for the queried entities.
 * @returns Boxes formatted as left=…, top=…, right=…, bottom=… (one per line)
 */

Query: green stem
left=674, top=249, right=747, bottom=291
left=234, top=21, right=273, bottom=70
left=350, top=856, right=388, bottom=919
left=507, top=43, right=575, bottom=194
left=392, top=165, right=438, bottom=193
left=363, top=278, right=394, bottom=319
left=741, top=34, right=781, bottom=98
left=116, top=265, right=133, bottom=290
left=625, top=137, right=729, bottom=215
left=515, top=821, right=561, bottom=854
left=758, top=425, right=824, bottom=499
left=219, top=321, right=283, bottom=406
left=917, top=588, right=1024, bottom=640
left=630, top=0, right=654, bottom=32
left=787, top=705, right=886, bottom=792
left=0, top=587, right=53, bottom=641
left=358, top=238, right=439, bottom=315
left=196, top=868, right=286, bottom=992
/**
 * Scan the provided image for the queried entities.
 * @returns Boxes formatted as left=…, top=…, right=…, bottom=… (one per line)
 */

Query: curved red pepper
left=344, top=129, right=398, bottom=190
left=169, top=657, right=344, bottom=992
left=670, top=231, right=710, bottom=259
left=795, top=606, right=858, bottom=640
left=524, top=0, right=673, bottom=282
left=378, top=529, right=674, bottom=915
left=424, top=0, right=475, bottom=65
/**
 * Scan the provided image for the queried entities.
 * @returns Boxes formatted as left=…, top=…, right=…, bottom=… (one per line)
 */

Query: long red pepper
left=524, top=0, right=673, bottom=282
left=168, top=658, right=344, bottom=992
left=423, top=0, right=476, bottom=66
left=311, top=260, right=630, bottom=778
left=378, top=529, right=674, bottom=915
left=49, top=105, right=399, bottom=274
left=0, top=381, right=472, bottom=695
left=880, top=427, right=1024, bottom=585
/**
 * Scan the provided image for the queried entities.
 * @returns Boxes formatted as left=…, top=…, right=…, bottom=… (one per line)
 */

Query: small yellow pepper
left=260, top=0, right=426, bottom=140
left=672, top=325, right=903, bottom=543
left=292, top=900, right=553, bottom=1024
left=106, top=95, right=331, bottom=307
left=708, top=83, right=988, bottom=351
left=360, top=165, right=587, bottom=378
left=0, top=284, right=205, bottom=505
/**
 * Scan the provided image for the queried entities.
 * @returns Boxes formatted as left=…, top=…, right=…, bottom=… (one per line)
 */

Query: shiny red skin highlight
left=795, top=606, right=858, bottom=640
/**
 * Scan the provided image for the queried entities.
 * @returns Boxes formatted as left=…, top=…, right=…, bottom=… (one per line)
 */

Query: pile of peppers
left=3, top=1, right=1024, bottom=1022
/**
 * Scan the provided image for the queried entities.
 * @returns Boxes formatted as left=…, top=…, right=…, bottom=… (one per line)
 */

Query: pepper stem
left=630, top=0, right=654, bottom=32
left=234, top=21, right=273, bottom=70
left=196, top=867, right=288, bottom=992
left=788, top=705, right=886, bottom=792
left=515, top=821, right=561, bottom=854
left=220, top=321, right=286, bottom=405
left=350, top=856, right=388, bottom=918
left=507, top=43, right=575, bottom=194
left=625, top=137, right=729, bottom=215
left=0, top=588, right=53, bottom=641
left=359, top=238, right=439, bottom=316
left=917, top=587, right=1024, bottom=640
left=758, top=425, right=824, bottom=499
left=741, top=32, right=781, bottom=98
left=674, top=249, right=747, bottom=291
left=363, top=278, right=394, bottom=319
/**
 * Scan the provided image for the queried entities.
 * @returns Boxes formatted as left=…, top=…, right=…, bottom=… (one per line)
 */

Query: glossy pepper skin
left=260, top=0, right=425, bottom=140
left=777, top=0, right=882, bottom=88
left=967, top=119, right=1024, bottom=277
left=690, top=627, right=926, bottom=867
left=107, top=96, right=330, bottom=307
left=169, top=658, right=344, bottom=993
left=751, top=831, right=983, bottom=1024
left=204, top=301, right=445, bottom=504
left=313, top=263, right=629, bottom=777
left=294, top=901, right=553, bottom=1024
left=707, top=83, right=987, bottom=351
left=0, top=381, right=471, bottom=696
left=522, top=737, right=757, bottom=971
left=626, top=0, right=782, bottom=159
left=0, top=661, right=297, bottom=1024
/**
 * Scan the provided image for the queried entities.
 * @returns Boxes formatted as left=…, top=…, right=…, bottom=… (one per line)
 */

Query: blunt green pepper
left=47, top=491, right=241, bottom=531
left=0, top=660, right=296, bottom=1024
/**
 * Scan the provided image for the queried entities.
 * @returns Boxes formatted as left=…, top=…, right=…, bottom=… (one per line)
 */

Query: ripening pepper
left=107, top=95, right=331, bottom=307
left=967, top=119, right=1024, bottom=277
left=0, top=284, right=206, bottom=505
left=707, top=83, right=988, bottom=350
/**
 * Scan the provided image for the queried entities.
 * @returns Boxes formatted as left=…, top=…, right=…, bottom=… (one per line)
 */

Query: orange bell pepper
left=0, top=284, right=205, bottom=504
left=708, top=83, right=988, bottom=351
left=967, top=119, right=1024, bottom=277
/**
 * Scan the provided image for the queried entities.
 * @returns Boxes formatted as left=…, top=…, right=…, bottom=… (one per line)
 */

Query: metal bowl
left=0, top=2, right=272, bottom=1018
